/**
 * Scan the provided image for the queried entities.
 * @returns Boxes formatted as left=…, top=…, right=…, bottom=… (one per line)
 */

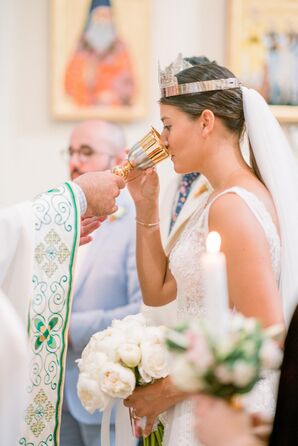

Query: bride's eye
left=163, top=125, right=172, bottom=131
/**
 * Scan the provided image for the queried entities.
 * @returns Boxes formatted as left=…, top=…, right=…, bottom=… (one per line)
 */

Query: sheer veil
left=242, top=87, right=298, bottom=326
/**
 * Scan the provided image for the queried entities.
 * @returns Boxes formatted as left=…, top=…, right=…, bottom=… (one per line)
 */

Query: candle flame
left=206, top=231, right=221, bottom=253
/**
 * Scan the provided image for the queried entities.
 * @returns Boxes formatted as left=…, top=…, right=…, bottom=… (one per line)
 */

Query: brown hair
left=160, top=61, right=265, bottom=182
left=160, top=62, right=244, bottom=137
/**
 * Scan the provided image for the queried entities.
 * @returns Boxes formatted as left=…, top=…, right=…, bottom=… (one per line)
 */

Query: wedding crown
left=159, top=53, right=241, bottom=98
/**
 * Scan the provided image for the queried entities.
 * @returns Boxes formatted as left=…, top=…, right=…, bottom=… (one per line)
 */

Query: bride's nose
left=160, top=130, right=169, bottom=148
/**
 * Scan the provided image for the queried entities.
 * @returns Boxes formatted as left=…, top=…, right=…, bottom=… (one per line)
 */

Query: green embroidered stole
left=20, top=183, right=79, bottom=446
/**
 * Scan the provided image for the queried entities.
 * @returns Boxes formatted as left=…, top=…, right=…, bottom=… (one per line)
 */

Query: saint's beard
left=84, top=21, right=117, bottom=53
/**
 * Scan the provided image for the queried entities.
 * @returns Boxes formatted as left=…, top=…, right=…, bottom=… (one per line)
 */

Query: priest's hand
left=75, top=171, right=125, bottom=217
left=124, top=377, right=186, bottom=437
left=79, top=216, right=106, bottom=246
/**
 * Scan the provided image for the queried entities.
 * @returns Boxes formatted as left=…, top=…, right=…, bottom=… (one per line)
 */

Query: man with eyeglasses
left=60, top=120, right=142, bottom=446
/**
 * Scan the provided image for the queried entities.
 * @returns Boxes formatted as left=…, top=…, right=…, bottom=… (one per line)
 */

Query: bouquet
left=166, top=312, right=283, bottom=399
left=76, top=313, right=168, bottom=445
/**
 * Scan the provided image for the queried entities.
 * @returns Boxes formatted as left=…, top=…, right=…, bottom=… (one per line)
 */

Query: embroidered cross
left=25, top=389, right=55, bottom=438
left=35, top=229, right=70, bottom=278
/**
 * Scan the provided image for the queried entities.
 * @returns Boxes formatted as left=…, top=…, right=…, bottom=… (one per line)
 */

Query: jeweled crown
left=158, top=53, right=192, bottom=89
left=159, top=53, right=241, bottom=98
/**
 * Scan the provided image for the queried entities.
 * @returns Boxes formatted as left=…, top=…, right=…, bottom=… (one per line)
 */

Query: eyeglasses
left=60, top=146, right=112, bottom=163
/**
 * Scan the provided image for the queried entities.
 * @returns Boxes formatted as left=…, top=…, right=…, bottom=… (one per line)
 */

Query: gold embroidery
left=34, top=229, right=70, bottom=277
left=25, top=389, right=55, bottom=438
left=45, top=229, right=60, bottom=245
left=35, top=243, right=45, bottom=264
left=58, top=242, right=70, bottom=263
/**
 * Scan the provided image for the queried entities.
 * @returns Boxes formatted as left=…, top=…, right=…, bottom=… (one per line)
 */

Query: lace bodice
left=169, top=186, right=281, bottom=322
left=162, top=187, right=281, bottom=446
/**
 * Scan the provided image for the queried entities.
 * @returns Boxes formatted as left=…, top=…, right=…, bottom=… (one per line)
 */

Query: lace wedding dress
left=161, top=186, right=281, bottom=446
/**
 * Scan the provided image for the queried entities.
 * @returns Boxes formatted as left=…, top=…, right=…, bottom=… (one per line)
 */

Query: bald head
left=69, top=120, right=126, bottom=179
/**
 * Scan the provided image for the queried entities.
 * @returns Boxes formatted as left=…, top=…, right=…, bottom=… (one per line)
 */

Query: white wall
left=0, top=0, right=297, bottom=205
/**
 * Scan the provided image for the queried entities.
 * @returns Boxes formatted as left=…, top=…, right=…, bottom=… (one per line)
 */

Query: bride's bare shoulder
left=207, top=191, right=272, bottom=245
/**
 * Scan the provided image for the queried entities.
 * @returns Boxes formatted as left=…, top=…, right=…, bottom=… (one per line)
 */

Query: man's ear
left=199, top=109, right=215, bottom=137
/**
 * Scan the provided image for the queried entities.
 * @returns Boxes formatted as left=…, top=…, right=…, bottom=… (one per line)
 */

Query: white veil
left=242, top=87, right=298, bottom=326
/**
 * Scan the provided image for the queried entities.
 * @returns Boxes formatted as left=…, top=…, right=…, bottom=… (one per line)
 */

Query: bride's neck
left=202, top=142, right=252, bottom=191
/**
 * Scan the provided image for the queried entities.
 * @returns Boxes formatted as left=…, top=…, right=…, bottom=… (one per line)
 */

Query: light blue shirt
left=64, top=189, right=141, bottom=425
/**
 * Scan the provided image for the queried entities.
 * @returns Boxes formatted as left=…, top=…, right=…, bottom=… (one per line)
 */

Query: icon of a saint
left=65, top=0, right=135, bottom=106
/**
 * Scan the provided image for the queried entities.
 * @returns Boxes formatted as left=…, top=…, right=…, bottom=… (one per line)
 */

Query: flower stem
left=143, top=422, right=164, bottom=446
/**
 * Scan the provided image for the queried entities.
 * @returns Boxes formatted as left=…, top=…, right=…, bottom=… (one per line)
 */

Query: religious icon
left=65, top=0, right=135, bottom=107
left=227, top=0, right=298, bottom=123
left=51, top=0, right=150, bottom=121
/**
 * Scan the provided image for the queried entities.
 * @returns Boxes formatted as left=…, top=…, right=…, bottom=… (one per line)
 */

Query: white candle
left=201, top=231, right=229, bottom=336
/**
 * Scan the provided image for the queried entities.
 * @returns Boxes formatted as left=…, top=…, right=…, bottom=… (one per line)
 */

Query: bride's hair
left=160, top=62, right=265, bottom=182
left=160, top=62, right=244, bottom=138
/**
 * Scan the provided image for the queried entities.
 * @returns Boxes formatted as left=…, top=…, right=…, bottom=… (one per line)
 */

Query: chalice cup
left=111, top=127, right=169, bottom=180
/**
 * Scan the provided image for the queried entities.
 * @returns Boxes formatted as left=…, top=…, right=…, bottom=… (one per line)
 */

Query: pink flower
left=186, top=330, right=213, bottom=373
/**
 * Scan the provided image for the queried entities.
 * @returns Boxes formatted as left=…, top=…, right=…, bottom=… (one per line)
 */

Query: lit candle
left=201, top=231, right=229, bottom=336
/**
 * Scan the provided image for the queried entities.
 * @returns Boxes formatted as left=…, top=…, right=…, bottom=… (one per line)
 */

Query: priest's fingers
left=81, top=217, right=102, bottom=233
left=75, top=171, right=124, bottom=217
left=79, top=217, right=103, bottom=245
left=81, top=220, right=101, bottom=237
left=79, top=235, right=92, bottom=246
left=112, top=172, right=125, bottom=189
left=81, top=216, right=106, bottom=224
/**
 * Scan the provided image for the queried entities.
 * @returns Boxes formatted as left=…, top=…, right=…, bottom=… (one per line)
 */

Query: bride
left=124, top=55, right=298, bottom=445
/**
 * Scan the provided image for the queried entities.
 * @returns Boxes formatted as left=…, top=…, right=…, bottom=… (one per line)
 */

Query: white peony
left=112, top=314, right=147, bottom=345
left=112, top=313, right=146, bottom=330
left=171, top=356, right=201, bottom=392
left=77, top=373, right=111, bottom=413
left=124, top=325, right=145, bottom=345
left=143, top=326, right=166, bottom=345
left=260, top=339, right=283, bottom=369
left=232, top=361, right=256, bottom=387
left=100, top=362, right=136, bottom=398
left=92, top=330, right=123, bottom=362
left=141, top=341, right=169, bottom=379
left=138, top=365, right=153, bottom=384
left=81, top=327, right=121, bottom=361
left=77, top=351, right=108, bottom=380
left=118, top=343, right=142, bottom=368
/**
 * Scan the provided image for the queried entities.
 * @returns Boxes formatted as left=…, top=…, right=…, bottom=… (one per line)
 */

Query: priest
left=0, top=170, right=124, bottom=446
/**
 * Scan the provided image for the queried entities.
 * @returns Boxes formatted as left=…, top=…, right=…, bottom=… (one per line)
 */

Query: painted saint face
left=85, top=6, right=117, bottom=53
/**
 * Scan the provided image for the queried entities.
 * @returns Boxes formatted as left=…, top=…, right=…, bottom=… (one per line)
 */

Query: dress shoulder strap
left=201, top=186, right=280, bottom=246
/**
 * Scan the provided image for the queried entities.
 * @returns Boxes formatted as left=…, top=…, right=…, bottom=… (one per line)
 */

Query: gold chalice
left=112, top=127, right=169, bottom=180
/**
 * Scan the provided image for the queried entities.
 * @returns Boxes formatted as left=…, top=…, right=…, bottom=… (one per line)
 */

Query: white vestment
left=0, top=183, right=80, bottom=446
left=0, top=290, right=29, bottom=446
left=0, top=203, right=34, bottom=445
left=0, top=202, right=34, bottom=327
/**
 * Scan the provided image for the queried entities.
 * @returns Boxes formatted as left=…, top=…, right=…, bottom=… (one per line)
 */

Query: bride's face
left=160, top=103, right=204, bottom=174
